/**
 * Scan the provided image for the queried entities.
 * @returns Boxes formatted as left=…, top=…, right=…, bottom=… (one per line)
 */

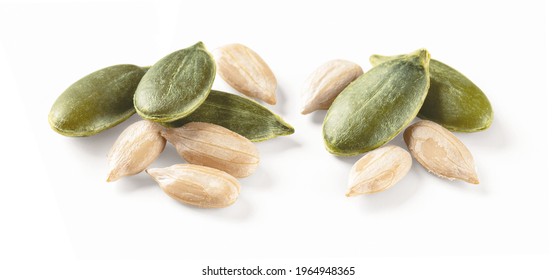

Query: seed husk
left=301, top=59, right=363, bottom=114
left=370, top=55, right=493, bottom=132
left=347, top=145, right=412, bottom=196
left=48, top=64, right=146, bottom=137
left=404, top=120, right=479, bottom=184
left=134, top=41, right=216, bottom=122
left=146, top=164, right=240, bottom=208
left=107, top=120, right=166, bottom=182
left=214, top=43, right=277, bottom=105
left=323, top=49, right=431, bottom=156
left=163, top=90, right=294, bottom=142
left=162, top=122, right=259, bottom=178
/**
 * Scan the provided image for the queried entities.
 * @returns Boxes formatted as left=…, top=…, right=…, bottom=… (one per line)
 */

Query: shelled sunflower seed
left=162, top=122, right=259, bottom=178
left=404, top=120, right=479, bottom=184
left=107, top=120, right=166, bottom=182
left=214, top=43, right=277, bottom=105
left=300, top=59, right=363, bottom=114
left=147, top=164, right=241, bottom=208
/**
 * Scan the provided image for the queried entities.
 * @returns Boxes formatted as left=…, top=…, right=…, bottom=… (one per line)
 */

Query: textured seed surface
left=214, top=43, right=277, bottom=105
left=107, top=120, right=166, bottom=182
left=164, top=90, right=294, bottom=142
left=49, top=64, right=146, bottom=137
left=370, top=55, right=493, bottom=132
left=134, top=41, right=216, bottom=122
left=146, top=164, right=240, bottom=208
left=323, top=49, right=431, bottom=156
left=301, top=59, right=363, bottom=114
left=404, top=120, right=479, bottom=184
left=162, top=122, right=259, bottom=178
left=347, top=145, right=412, bottom=196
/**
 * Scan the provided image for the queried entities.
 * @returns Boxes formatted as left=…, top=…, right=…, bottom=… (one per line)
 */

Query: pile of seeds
left=301, top=49, right=492, bottom=195
left=49, top=41, right=294, bottom=208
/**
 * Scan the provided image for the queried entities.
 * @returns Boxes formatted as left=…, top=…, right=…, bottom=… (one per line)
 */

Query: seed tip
left=266, top=95, right=277, bottom=105
left=345, top=190, right=358, bottom=197
left=106, top=171, right=120, bottom=182
left=468, top=175, right=480, bottom=185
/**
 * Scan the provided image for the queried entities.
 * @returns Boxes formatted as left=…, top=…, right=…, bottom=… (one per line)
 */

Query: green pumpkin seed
left=164, top=90, right=294, bottom=142
left=323, top=49, right=430, bottom=156
left=370, top=55, right=493, bottom=132
left=48, top=64, right=146, bottom=137
left=134, top=41, right=216, bottom=122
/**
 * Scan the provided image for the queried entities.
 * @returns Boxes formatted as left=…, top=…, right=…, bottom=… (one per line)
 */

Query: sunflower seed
left=404, top=120, right=479, bottom=184
left=301, top=59, right=363, bottom=114
left=107, top=120, right=166, bottom=182
left=347, top=145, right=412, bottom=196
left=146, top=164, right=240, bottom=208
left=214, top=43, right=277, bottom=105
left=162, top=122, right=259, bottom=178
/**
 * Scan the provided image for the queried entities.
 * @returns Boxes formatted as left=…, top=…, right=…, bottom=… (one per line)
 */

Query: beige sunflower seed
left=161, top=122, right=259, bottom=178
left=214, top=43, right=277, bottom=105
left=404, top=120, right=479, bottom=184
left=107, top=120, right=166, bottom=182
left=146, top=164, right=240, bottom=208
left=347, top=145, right=412, bottom=196
left=301, top=59, right=363, bottom=114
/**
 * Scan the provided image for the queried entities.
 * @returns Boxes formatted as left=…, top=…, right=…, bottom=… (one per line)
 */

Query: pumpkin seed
left=164, top=90, right=294, bottom=142
left=48, top=64, right=146, bottom=137
left=134, top=41, right=216, bottom=122
left=323, top=49, right=431, bottom=156
left=370, top=55, right=493, bottom=132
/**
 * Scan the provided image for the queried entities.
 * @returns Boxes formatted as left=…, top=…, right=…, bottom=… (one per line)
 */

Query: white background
left=0, top=0, right=555, bottom=279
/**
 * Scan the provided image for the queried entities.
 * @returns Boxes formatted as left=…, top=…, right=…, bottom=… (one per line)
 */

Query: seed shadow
left=113, top=172, right=157, bottom=193
left=256, top=136, right=302, bottom=154
left=310, top=110, right=327, bottom=125
left=411, top=161, right=489, bottom=195
left=385, top=132, right=408, bottom=149
left=240, top=165, right=273, bottom=190
left=333, top=154, right=361, bottom=166
left=357, top=162, right=424, bottom=211
left=173, top=193, right=253, bottom=221
left=433, top=169, right=489, bottom=195
left=453, top=118, right=509, bottom=151
left=150, top=143, right=187, bottom=168
left=272, top=84, right=289, bottom=115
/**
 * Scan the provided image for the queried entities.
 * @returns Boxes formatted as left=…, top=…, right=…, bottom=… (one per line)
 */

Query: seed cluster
left=49, top=42, right=294, bottom=208
left=303, top=49, right=492, bottom=194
